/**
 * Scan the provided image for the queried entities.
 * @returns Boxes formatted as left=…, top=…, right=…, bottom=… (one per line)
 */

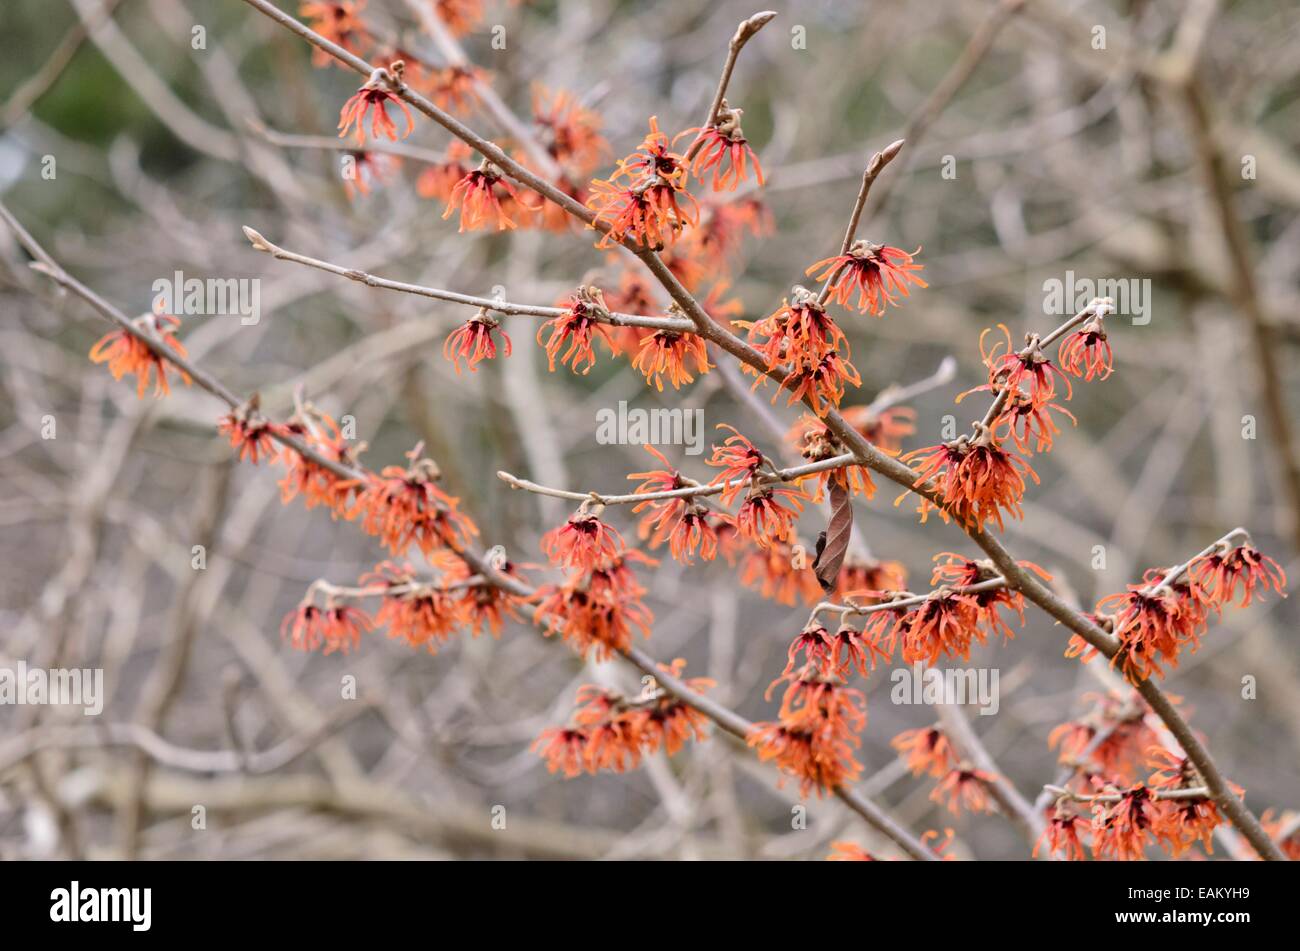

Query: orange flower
left=892, top=726, right=955, bottom=778
left=276, top=411, right=362, bottom=516
left=416, top=141, right=475, bottom=201
left=337, top=68, right=414, bottom=145
left=422, top=64, right=483, bottom=114
left=788, top=417, right=875, bottom=502
left=341, top=150, right=400, bottom=200
left=779, top=623, right=835, bottom=683
left=841, top=405, right=915, bottom=453
left=992, top=390, right=1076, bottom=455
left=736, top=486, right=805, bottom=548
left=834, top=556, right=908, bottom=603
left=443, top=162, right=528, bottom=231
left=533, top=728, right=588, bottom=778
left=805, top=241, right=926, bottom=315
left=1191, top=542, right=1286, bottom=608
left=677, top=101, right=764, bottom=191
left=707, top=424, right=766, bottom=504
left=218, top=401, right=283, bottom=465
left=351, top=449, right=478, bottom=556
left=687, top=198, right=772, bottom=270
left=931, top=766, right=998, bottom=815
left=89, top=313, right=191, bottom=398
left=537, top=285, right=618, bottom=374
left=363, top=560, right=465, bottom=652
left=898, top=589, right=984, bottom=665
left=779, top=351, right=862, bottom=416
left=534, top=660, right=713, bottom=776
left=587, top=177, right=697, bottom=250
left=739, top=542, right=822, bottom=606
left=532, top=551, right=654, bottom=660
left=300, top=2, right=371, bottom=67
left=434, top=0, right=482, bottom=36
left=631, top=329, right=711, bottom=390
left=281, top=601, right=372, bottom=654
left=531, top=85, right=608, bottom=175
left=1090, top=785, right=1164, bottom=861
left=443, top=312, right=511, bottom=373
left=1035, top=809, right=1089, bottom=861
left=902, top=429, right=1037, bottom=531
left=588, top=117, right=698, bottom=248
left=1096, top=584, right=1200, bottom=683
left=1058, top=316, right=1113, bottom=380
left=829, top=621, right=892, bottom=677
left=743, top=289, right=846, bottom=371
left=541, top=512, right=627, bottom=573
left=973, top=323, right=1073, bottom=408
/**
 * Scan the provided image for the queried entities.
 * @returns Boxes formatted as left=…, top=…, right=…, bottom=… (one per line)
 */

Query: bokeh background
left=1, top=0, right=1297, bottom=859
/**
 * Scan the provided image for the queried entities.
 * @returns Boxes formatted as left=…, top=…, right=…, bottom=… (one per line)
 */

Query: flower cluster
left=748, top=671, right=866, bottom=797
left=89, top=313, right=191, bottom=398
left=1074, top=539, right=1286, bottom=683
left=533, top=526, right=654, bottom=661
left=533, top=660, right=713, bottom=777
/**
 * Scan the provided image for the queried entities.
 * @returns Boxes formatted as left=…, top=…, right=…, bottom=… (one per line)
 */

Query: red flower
left=588, top=117, right=698, bottom=248
left=364, top=560, right=465, bottom=652
left=973, top=324, right=1073, bottom=407
left=281, top=601, right=372, bottom=655
left=1191, top=542, right=1286, bottom=608
left=434, top=0, right=483, bottom=36
left=1058, top=315, right=1113, bottom=380
left=416, top=141, right=475, bottom=202
left=1096, top=584, right=1200, bottom=683
left=892, top=726, right=955, bottom=778
left=537, top=285, right=618, bottom=374
left=533, top=551, right=654, bottom=660
left=736, top=486, right=805, bottom=548
left=531, top=85, right=608, bottom=175
left=931, top=766, right=998, bottom=815
left=442, top=162, right=528, bottom=231
left=352, top=449, right=478, bottom=556
left=834, top=556, right=907, bottom=603
left=631, top=329, right=711, bottom=390
left=1035, top=809, right=1089, bottom=861
left=839, top=405, right=915, bottom=453
left=541, top=512, right=627, bottom=573
left=707, top=424, right=767, bottom=504
left=276, top=410, right=361, bottom=516
left=902, top=429, right=1037, bottom=531
left=739, top=542, right=823, bottom=606
left=678, top=101, right=764, bottom=191
left=218, top=401, right=283, bottom=465
left=898, top=589, right=984, bottom=665
left=743, top=288, right=847, bottom=371
left=421, top=65, right=483, bottom=114
left=805, top=241, right=926, bottom=315
left=443, top=312, right=511, bottom=373
left=89, top=313, right=191, bottom=398
left=300, top=2, right=371, bottom=67
left=337, top=68, right=414, bottom=145
left=1090, top=785, right=1163, bottom=861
